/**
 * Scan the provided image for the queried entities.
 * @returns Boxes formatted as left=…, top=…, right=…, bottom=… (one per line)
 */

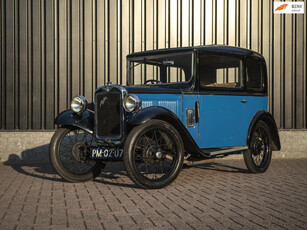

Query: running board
left=202, top=146, right=248, bottom=157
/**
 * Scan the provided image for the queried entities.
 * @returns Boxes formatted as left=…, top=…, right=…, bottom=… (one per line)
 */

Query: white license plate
left=91, top=148, right=123, bottom=160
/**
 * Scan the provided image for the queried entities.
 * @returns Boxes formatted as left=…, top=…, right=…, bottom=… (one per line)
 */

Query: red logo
left=275, top=3, right=288, bottom=11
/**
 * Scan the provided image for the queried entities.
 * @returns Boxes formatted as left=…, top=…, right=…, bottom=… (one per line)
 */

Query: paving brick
left=1, top=159, right=307, bottom=229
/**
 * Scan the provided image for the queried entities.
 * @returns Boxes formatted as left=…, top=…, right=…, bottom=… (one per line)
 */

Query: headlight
left=124, top=94, right=141, bottom=112
left=71, top=96, right=88, bottom=113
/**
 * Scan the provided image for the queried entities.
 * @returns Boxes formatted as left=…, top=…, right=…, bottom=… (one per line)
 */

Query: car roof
left=126, top=45, right=264, bottom=60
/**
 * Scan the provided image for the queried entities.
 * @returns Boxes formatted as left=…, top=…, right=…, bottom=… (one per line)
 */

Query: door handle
left=195, top=101, right=200, bottom=123
left=241, top=99, right=248, bottom=104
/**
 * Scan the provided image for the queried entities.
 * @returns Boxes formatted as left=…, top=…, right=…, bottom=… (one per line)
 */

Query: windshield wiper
left=129, top=58, right=162, bottom=70
left=130, top=57, right=147, bottom=70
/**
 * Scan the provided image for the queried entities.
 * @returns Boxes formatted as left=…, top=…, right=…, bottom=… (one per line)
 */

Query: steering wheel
left=144, top=79, right=162, bottom=84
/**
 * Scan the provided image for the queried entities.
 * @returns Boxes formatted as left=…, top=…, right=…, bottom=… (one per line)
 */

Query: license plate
left=91, top=147, right=124, bottom=160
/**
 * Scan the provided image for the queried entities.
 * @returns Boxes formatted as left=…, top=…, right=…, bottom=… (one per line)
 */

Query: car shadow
left=183, top=160, right=250, bottom=173
left=3, top=145, right=139, bottom=188
left=3, top=144, right=250, bottom=189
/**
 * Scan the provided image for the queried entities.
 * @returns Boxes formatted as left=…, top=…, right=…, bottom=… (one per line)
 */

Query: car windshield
left=127, top=51, right=193, bottom=86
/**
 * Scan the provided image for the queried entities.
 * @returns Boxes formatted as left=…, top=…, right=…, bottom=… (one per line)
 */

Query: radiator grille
left=96, top=91, right=122, bottom=137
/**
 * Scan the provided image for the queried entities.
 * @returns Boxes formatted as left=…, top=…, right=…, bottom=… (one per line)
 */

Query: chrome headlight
left=71, top=96, right=88, bottom=113
left=124, top=94, right=141, bottom=112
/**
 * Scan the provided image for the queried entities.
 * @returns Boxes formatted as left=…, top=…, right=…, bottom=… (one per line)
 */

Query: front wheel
left=124, top=120, right=184, bottom=189
left=244, top=121, right=272, bottom=173
left=49, top=126, right=105, bottom=182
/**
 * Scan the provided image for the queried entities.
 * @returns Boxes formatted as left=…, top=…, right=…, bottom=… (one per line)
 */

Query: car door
left=197, top=53, right=250, bottom=148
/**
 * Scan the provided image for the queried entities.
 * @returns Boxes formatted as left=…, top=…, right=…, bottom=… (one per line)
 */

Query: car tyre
left=49, top=126, right=104, bottom=182
left=124, top=120, right=184, bottom=189
left=244, top=121, right=272, bottom=173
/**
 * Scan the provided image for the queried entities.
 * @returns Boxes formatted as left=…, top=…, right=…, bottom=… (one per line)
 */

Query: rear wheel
left=49, top=126, right=105, bottom=182
left=124, top=120, right=184, bottom=189
left=244, top=121, right=272, bottom=173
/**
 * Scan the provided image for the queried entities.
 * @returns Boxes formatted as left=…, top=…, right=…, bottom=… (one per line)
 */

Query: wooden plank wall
left=0, top=0, right=306, bottom=129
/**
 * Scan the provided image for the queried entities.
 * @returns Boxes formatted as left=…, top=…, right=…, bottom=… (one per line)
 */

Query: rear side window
left=246, top=58, right=264, bottom=91
left=199, top=54, right=243, bottom=89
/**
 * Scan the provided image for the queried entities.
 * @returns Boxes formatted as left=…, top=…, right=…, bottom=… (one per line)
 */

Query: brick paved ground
left=0, top=158, right=306, bottom=230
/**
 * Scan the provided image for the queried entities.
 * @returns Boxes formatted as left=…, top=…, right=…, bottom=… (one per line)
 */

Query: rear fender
left=127, top=107, right=204, bottom=156
left=247, top=110, right=281, bottom=151
left=55, top=109, right=94, bottom=134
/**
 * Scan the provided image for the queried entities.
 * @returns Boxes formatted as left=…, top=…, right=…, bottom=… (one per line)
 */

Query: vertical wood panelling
left=5, top=0, right=15, bottom=129
left=45, top=0, right=55, bottom=129
left=14, top=0, right=19, bottom=129
left=59, top=0, right=67, bottom=113
left=228, top=0, right=236, bottom=46
left=84, top=0, right=93, bottom=100
left=181, top=0, right=190, bottom=46
left=193, top=0, right=201, bottom=46
left=296, top=13, right=304, bottom=128
left=205, top=0, right=213, bottom=44
left=79, top=0, right=84, bottom=96
left=239, top=0, right=248, bottom=48
left=216, top=0, right=224, bottom=44
left=284, top=14, right=293, bottom=129
left=71, top=0, right=80, bottom=97
left=97, top=0, right=105, bottom=87
left=109, top=0, right=117, bottom=84
left=262, top=0, right=271, bottom=112
left=0, top=0, right=4, bottom=129
left=27, top=0, right=32, bottom=129
left=19, top=0, right=28, bottom=129
left=0, top=0, right=306, bottom=130
left=121, top=0, right=129, bottom=85
left=32, top=0, right=41, bottom=129
left=250, top=0, right=259, bottom=52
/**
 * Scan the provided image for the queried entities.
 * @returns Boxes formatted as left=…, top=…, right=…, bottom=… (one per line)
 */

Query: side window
left=246, top=59, right=264, bottom=91
left=199, top=54, right=243, bottom=89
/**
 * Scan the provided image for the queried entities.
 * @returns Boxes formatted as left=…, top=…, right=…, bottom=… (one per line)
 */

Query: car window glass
left=246, top=59, right=264, bottom=90
left=199, top=54, right=243, bottom=89
left=131, top=64, right=187, bottom=85
left=128, top=52, right=192, bottom=85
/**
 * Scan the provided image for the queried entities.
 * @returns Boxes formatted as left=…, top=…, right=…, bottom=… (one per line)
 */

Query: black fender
left=247, top=110, right=281, bottom=151
left=127, top=106, right=205, bottom=156
left=55, top=109, right=95, bottom=134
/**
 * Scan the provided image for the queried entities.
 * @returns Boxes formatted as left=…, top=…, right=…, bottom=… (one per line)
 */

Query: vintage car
left=50, top=45, right=281, bottom=189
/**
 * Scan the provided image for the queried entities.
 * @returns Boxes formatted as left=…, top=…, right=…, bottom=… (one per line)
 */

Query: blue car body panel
left=198, top=95, right=267, bottom=148
left=136, top=92, right=267, bottom=149
left=138, top=94, right=183, bottom=117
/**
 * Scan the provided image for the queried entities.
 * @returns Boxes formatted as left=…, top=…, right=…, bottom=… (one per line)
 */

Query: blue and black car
left=50, top=45, right=281, bottom=189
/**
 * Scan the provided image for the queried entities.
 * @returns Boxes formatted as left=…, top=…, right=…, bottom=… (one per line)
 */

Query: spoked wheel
left=49, top=126, right=105, bottom=182
left=244, top=121, right=272, bottom=173
left=124, top=120, right=184, bottom=189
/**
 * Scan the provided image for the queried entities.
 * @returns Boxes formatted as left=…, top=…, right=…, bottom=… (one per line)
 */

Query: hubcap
left=155, top=151, right=162, bottom=159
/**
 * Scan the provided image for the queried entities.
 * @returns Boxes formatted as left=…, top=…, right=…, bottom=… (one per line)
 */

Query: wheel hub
left=155, top=151, right=162, bottom=159
left=252, top=138, right=265, bottom=156
left=72, top=141, right=88, bottom=162
left=143, top=146, right=164, bottom=165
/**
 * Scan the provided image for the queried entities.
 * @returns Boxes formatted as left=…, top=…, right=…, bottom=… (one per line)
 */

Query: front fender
left=55, top=109, right=94, bottom=134
left=127, top=107, right=206, bottom=156
left=247, top=110, right=281, bottom=151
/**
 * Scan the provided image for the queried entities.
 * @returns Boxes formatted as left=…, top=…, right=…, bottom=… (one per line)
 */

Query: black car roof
left=126, top=45, right=264, bottom=59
